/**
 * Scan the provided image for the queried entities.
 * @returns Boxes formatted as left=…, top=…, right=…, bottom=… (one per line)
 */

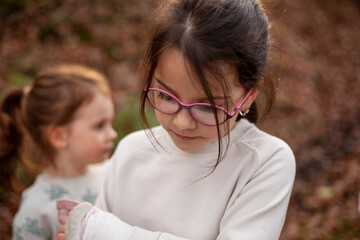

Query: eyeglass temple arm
left=234, top=88, right=254, bottom=111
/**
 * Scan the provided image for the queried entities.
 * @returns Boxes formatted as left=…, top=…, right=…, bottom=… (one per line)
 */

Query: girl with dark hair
left=0, top=65, right=117, bottom=239
left=57, top=0, right=295, bottom=239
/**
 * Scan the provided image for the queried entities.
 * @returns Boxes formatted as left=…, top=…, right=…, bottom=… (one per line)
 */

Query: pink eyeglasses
left=146, top=87, right=253, bottom=126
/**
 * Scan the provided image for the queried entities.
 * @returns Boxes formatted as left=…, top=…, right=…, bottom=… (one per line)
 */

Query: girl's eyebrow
left=154, top=77, right=174, bottom=92
left=154, top=76, right=231, bottom=101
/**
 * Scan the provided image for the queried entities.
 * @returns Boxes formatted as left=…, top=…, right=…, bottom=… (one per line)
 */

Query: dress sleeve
left=217, top=144, right=296, bottom=240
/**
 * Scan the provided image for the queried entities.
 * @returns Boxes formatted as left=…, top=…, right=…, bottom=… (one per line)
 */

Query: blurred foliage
left=114, top=94, right=159, bottom=143
left=7, top=72, right=30, bottom=86
left=0, top=0, right=359, bottom=239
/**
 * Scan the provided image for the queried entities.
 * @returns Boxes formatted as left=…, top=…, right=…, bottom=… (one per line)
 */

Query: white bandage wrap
left=65, top=202, right=134, bottom=240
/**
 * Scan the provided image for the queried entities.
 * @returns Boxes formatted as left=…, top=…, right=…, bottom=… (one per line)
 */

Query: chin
left=172, top=139, right=203, bottom=153
left=91, top=157, right=107, bottom=164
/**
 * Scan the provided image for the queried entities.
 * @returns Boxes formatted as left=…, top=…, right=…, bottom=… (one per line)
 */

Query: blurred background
left=0, top=0, right=359, bottom=239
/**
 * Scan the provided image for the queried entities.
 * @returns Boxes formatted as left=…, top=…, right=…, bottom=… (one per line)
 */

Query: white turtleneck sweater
left=96, top=119, right=296, bottom=240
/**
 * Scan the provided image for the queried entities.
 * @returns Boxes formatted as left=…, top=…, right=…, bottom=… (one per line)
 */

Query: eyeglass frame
left=145, top=87, right=253, bottom=126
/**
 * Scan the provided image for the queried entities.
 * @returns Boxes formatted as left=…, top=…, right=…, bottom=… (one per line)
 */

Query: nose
left=172, top=107, right=196, bottom=130
left=108, top=125, right=118, bottom=141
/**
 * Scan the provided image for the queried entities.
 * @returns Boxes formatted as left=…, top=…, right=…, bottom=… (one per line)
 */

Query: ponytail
left=0, top=87, right=25, bottom=191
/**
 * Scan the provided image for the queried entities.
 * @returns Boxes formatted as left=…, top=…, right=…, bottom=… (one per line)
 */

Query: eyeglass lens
left=147, top=89, right=228, bottom=126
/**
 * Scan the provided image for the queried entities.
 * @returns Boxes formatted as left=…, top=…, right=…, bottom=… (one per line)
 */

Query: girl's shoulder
left=110, top=126, right=167, bottom=166
left=246, top=127, right=292, bottom=151
left=21, top=173, right=59, bottom=200
left=115, top=126, right=164, bottom=152
left=234, top=119, right=292, bottom=149
left=119, top=128, right=149, bottom=143
left=13, top=175, right=57, bottom=231
left=231, top=120, right=295, bottom=166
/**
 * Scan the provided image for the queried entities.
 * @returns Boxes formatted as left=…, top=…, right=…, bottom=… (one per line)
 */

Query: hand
left=57, top=199, right=79, bottom=224
left=56, top=225, right=66, bottom=240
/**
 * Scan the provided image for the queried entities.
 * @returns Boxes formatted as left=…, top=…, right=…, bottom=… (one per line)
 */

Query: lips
left=103, top=146, right=114, bottom=154
left=173, top=132, right=197, bottom=141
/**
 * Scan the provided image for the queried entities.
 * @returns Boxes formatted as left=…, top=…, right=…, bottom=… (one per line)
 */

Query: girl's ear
left=48, top=125, right=68, bottom=149
left=242, top=88, right=259, bottom=110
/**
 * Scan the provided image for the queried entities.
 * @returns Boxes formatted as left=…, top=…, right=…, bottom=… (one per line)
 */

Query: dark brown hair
left=140, top=0, right=276, bottom=165
left=0, top=65, right=112, bottom=190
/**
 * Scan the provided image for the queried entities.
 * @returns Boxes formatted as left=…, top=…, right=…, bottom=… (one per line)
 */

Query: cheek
left=199, top=124, right=219, bottom=141
left=76, top=134, right=102, bottom=151
left=78, top=141, right=103, bottom=160
left=155, top=111, right=170, bottom=127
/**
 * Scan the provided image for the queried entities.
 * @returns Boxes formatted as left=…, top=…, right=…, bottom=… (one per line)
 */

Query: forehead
left=155, top=48, right=238, bottom=97
left=72, top=91, right=113, bottom=120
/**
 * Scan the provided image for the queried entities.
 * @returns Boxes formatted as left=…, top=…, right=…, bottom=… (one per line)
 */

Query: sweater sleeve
left=130, top=227, right=188, bottom=240
left=94, top=162, right=190, bottom=240
left=94, top=134, right=189, bottom=240
left=217, top=143, right=296, bottom=240
left=95, top=154, right=117, bottom=212
left=68, top=203, right=188, bottom=240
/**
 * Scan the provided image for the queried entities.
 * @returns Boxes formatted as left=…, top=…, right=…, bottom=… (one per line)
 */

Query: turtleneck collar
left=151, top=119, right=254, bottom=160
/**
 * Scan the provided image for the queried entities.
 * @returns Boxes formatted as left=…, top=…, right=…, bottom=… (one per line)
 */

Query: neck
left=45, top=154, right=88, bottom=178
